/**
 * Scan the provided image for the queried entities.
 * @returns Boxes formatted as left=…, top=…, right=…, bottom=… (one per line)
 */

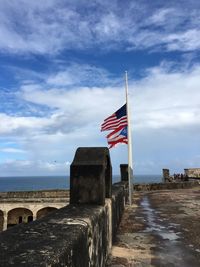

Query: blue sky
left=0, top=0, right=200, bottom=176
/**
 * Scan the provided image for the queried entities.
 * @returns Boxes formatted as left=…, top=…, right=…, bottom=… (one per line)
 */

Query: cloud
left=0, top=1, right=200, bottom=54
left=46, top=63, right=116, bottom=87
left=149, top=8, right=174, bottom=25
left=0, top=148, right=25, bottom=154
left=1, top=61, right=200, bottom=175
left=131, top=64, right=200, bottom=130
left=0, top=159, right=70, bottom=176
left=1, top=1, right=200, bottom=176
left=0, top=113, right=50, bottom=135
left=2, top=62, right=200, bottom=138
left=164, top=29, right=200, bottom=51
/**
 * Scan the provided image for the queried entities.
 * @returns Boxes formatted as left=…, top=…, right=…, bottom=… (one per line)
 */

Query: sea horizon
left=0, top=174, right=162, bottom=192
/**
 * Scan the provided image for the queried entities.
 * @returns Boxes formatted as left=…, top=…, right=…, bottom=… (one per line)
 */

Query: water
left=134, top=174, right=161, bottom=184
left=0, top=176, right=68, bottom=192
left=0, top=174, right=161, bottom=192
left=141, top=196, right=179, bottom=241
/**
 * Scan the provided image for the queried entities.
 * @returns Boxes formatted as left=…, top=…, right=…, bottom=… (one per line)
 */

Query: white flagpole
left=125, top=71, right=133, bottom=205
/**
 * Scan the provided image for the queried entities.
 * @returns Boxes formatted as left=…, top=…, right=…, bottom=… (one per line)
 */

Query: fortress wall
left=133, top=181, right=199, bottom=191
left=3, top=149, right=198, bottom=266
left=184, top=168, right=200, bottom=178
left=0, top=189, right=69, bottom=199
left=0, top=182, right=126, bottom=267
left=0, top=147, right=128, bottom=267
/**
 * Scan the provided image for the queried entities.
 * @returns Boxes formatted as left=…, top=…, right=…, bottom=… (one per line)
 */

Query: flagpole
left=125, top=71, right=133, bottom=205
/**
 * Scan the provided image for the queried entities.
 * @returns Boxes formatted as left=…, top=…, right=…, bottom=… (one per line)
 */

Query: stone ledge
left=133, top=181, right=200, bottom=191
left=0, top=203, right=109, bottom=266
left=0, top=198, right=69, bottom=203
left=0, top=190, right=69, bottom=199
left=0, top=183, right=126, bottom=267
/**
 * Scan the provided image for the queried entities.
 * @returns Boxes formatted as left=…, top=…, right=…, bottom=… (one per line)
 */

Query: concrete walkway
left=106, top=187, right=200, bottom=267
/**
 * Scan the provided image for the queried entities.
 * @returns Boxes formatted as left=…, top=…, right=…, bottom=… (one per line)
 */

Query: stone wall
left=112, top=182, right=127, bottom=241
left=0, top=189, right=69, bottom=199
left=184, top=168, right=200, bottom=178
left=0, top=190, right=69, bottom=232
left=0, top=147, right=127, bottom=267
left=133, top=181, right=199, bottom=191
left=1, top=154, right=198, bottom=266
left=0, top=182, right=126, bottom=267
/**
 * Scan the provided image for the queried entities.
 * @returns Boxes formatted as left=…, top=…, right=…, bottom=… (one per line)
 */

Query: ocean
left=0, top=175, right=162, bottom=192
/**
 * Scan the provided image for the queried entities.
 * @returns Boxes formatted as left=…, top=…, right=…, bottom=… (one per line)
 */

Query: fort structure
left=0, top=148, right=199, bottom=266
left=162, top=168, right=200, bottom=183
left=0, top=147, right=128, bottom=266
left=0, top=190, right=69, bottom=231
left=184, top=168, right=200, bottom=178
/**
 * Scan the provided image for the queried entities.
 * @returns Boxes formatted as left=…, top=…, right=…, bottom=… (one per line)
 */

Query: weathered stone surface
left=120, top=164, right=128, bottom=182
left=0, top=183, right=126, bottom=267
left=70, top=147, right=112, bottom=205
left=112, top=183, right=127, bottom=242
left=107, top=186, right=200, bottom=267
left=0, top=148, right=126, bottom=266
left=133, top=181, right=199, bottom=191
left=162, top=168, right=169, bottom=180
left=0, top=190, right=69, bottom=232
left=0, top=204, right=108, bottom=266
left=184, top=168, right=200, bottom=178
left=0, top=190, right=69, bottom=199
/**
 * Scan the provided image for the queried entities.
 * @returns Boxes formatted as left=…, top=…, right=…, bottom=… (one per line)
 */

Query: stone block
left=120, top=164, right=128, bottom=182
left=70, top=147, right=112, bottom=205
left=0, top=182, right=127, bottom=267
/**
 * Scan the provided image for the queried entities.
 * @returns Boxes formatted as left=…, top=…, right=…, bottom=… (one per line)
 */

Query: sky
left=0, top=0, right=200, bottom=176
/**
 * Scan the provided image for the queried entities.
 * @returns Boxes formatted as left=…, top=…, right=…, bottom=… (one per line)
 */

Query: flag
left=101, top=104, right=127, bottom=131
left=107, top=126, right=128, bottom=149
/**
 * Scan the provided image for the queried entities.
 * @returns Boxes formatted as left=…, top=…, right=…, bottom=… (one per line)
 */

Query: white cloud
left=1, top=1, right=200, bottom=177
left=0, top=159, right=70, bottom=176
left=0, top=113, right=50, bottom=135
left=46, top=64, right=114, bottom=87
left=1, top=62, right=200, bottom=175
left=164, top=29, right=200, bottom=51
left=2, top=62, right=200, bottom=138
left=131, top=64, right=200, bottom=130
left=94, top=12, right=122, bottom=40
left=0, top=1, right=200, bottom=54
left=149, top=8, right=174, bottom=25
left=0, top=148, right=25, bottom=154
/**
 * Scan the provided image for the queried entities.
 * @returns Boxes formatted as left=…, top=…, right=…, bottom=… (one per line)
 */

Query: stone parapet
left=0, top=190, right=69, bottom=199
left=70, top=147, right=112, bottom=205
left=112, top=182, right=127, bottom=241
left=133, top=181, right=199, bottom=191
left=120, top=164, right=128, bottom=182
left=0, top=147, right=127, bottom=266
left=0, top=182, right=126, bottom=267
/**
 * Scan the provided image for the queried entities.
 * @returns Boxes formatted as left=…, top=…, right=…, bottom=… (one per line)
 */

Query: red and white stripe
left=101, top=114, right=127, bottom=131
left=106, top=126, right=128, bottom=149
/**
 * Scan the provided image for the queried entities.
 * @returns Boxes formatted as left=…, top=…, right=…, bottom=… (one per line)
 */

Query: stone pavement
left=106, top=187, right=200, bottom=267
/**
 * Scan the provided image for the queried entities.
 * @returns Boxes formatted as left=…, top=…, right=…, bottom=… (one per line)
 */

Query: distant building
left=0, top=190, right=69, bottom=232
left=184, top=168, right=200, bottom=178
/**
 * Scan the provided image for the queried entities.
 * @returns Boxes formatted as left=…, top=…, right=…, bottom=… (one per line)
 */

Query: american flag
left=107, top=126, right=128, bottom=149
left=101, top=104, right=128, bottom=131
